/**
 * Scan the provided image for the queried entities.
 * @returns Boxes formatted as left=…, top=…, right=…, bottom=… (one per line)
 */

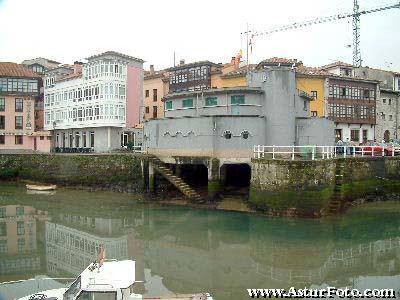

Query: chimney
left=231, top=57, right=236, bottom=64
left=73, top=61, right=83, bottom=74
left=150, top=64, right=155, bottom=75
left=232, top=56, right=239, bottom=70
left=180, top=59, right=185, bottom=66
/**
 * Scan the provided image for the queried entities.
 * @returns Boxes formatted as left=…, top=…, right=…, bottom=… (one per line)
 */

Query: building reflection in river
left=1, top=195, right=400, bottom=300
left=0, top=205, right=48, bottom=278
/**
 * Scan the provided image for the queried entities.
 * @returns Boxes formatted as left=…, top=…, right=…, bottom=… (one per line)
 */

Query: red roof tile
left=0, top=62, right=40, bottom=78
left=256, top=57, right=302, bottom=69
left=319, top=61, right=353, bottom=70
left=56, top=72, right=82, bottom=82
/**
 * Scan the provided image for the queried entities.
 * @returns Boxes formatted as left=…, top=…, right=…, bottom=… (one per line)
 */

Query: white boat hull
left=18, top=288, right=67, bottom=300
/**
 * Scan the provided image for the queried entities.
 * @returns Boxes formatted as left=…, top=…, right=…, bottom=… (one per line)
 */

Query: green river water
left=1, top=182, right=400, bottom=299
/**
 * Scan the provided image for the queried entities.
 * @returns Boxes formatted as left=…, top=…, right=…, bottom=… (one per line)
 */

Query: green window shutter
left=205, top=97, right=218, bottom=106
left=182, top=99, right=194, bottom=108
left=165, top=101, right=172, bottom=110
left=231, top=95, right=245, bottom=105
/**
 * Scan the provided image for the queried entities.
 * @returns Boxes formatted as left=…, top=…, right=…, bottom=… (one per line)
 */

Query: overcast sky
left=0, top=0, right=399, bottom=71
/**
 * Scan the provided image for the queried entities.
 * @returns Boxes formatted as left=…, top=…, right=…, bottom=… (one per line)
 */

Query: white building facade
left=44, top=51, right=143, bottom=152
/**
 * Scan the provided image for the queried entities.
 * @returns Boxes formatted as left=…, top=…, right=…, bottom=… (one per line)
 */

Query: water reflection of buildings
left=45, top=212, right=144, bottom=287
left=0, top=205, right=48, bottom=277
left=140, top=210, right=400, bottom=299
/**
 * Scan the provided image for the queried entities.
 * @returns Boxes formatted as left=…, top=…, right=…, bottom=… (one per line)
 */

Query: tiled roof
left=21, top=57, right=61, bottom=69
left=0, top=62, right=40, bottom=78
left=56, top=72, right=82, bottom=82
left=87, top=51, right=144, bottom=63
left=144, top=70, right=167, bottom=80
left=256, top=57, right=302, bottom=69
left=319, top=61, right=353, bottom=70
left=220, top=64, right=256, bottom=78
left=165, top=60, right=221, bottom=71
left=296, top=66, right=331, bottom=77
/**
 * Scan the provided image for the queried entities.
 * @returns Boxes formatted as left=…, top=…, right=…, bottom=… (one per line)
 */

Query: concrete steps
left=148, top=156, right=202, bottom=201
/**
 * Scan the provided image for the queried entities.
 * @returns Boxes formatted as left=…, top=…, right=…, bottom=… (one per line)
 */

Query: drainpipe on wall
left=396, top=95, right=399, bottom=139
left=107, top=127, right=111, bottom=150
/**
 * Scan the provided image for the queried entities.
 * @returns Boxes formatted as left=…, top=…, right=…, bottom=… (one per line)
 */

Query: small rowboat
left=26, top=184, right=57, bottom=191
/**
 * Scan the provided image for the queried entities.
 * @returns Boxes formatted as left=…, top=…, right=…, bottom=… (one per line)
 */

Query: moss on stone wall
left=250, top=157, right=400, bottom=217
left=249, top=187, right=333, bottom=216
left=0, top=154, right=144, bottom=192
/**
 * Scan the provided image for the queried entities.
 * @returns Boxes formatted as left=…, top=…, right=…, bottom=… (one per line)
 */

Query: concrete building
left=44, top=51, right=144, bottom=152
left=0, top=62, right=51, bottom=152
left=144, top=66, right=334, bottom=196
left=22, top=58, right=61, bottom=131
left=375, top=89, right=400, bottom=142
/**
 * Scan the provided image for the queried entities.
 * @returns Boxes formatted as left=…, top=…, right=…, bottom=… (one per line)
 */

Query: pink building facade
left=0, top=62, right=51, bottom=152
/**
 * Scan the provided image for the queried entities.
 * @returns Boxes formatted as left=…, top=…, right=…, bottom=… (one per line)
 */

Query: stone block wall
left=0, top=154, right=144, bottom=192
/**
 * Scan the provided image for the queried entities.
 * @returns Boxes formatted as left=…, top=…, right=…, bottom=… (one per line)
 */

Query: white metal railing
left=253, top=145, right=400, bottom=160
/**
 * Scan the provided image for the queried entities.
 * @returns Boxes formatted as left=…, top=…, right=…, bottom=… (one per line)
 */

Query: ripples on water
left=0, top=182, right=400, bottom=300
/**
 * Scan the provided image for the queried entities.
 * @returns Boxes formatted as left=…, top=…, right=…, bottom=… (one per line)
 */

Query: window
left=16, top=206, right=24, bottom=216
left=0, top=136, right=4, bottom=144
left=231, top=95, right=245, bottom=105
left=153, top=106, right=158, bottom=118
left=83, top=132, right=87, bottom=147
left=145, top=90, right=149, bottom=98
left=15, top=116, right=23, bottom=129
left=17, top=221, right=24, bottom=235
left=362, top=130, right=368, bottom=143
left=153, top=89, right=158, bottom=102
left=18, top=238, right=25, bottom=253
left=0, top=240, right=6, bottom=253
left=0, top=98, right=4, bottom=111
left=311, top=91, right=317, bottom=100
left=241, top=131, right=249, bottom=139
left=0, top=115, right=4, bottom=129
left=0, top=207, right=5, bottom=218
left=0, top=223, right=6, bottom=236
left=15, top=98, right=23, bottom=112
left=350, top=129, right=360, bottom=142
left=145, top=106, right=149, bottom=114
left=389, top=99, right=392, bottom=105
left=223, top=130, right=232, bottom=139
left=311, top=111, right=317, bottom=117
left=340, top=88, right=346, bottom=97
left=383, top=99, right=386, bottom=104
left=15, top=135, right=23, bottom=145
left=382, top=113, right=386, bottom=120
left=90, top=132, right=95, bottom=148
left=165, top=101, right=172, bottom=110
left=75, top=132, right=80, bottom=148
left=363, top=90, right=370, bottom=99
left=182, top=99, right=193, bottom=108
left=389, top=115, right=393, bottom=121
left=205, top=97, right=218, bottom=106
left=40, top=136, right=44, bottom=140
left=77, top=291, right=117, bottom=300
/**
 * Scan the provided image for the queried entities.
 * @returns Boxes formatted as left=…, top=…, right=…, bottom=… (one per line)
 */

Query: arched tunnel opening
left=221, top=163, right=251, bottom=195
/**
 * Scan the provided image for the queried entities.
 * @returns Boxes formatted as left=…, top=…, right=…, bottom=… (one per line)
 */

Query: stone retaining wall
left=0, top=154, right=144, bottom=192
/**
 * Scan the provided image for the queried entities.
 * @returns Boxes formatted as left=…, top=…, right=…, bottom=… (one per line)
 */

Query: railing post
left=292, top=146, right=295, bottom=160
left=272, top=145, right=275, bottom=160
left=372, top=147, right=374, bottom=157
left=353, top=146, right=356, bottom=157
left=322, top=146, right=325, bottom=160
left=382, top=146, right=385, bottom=157
left=393, top=147, right=395, bottom=157
left=344, top=146, right=347, bottom=158
left=312, top=146, right=315, bottom=160
left=334, top=146, right=337, bottom=158
left=361, top=147, right=364, bottom=157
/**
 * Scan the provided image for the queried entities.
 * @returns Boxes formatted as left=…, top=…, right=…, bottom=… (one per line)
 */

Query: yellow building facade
left=296, top=75, right=326, bottom=117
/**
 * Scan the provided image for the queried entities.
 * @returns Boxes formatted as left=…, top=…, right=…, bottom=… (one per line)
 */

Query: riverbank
left=0, top=153, right=144, bottom=193
left=3, top=153, right=400, bottom=218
